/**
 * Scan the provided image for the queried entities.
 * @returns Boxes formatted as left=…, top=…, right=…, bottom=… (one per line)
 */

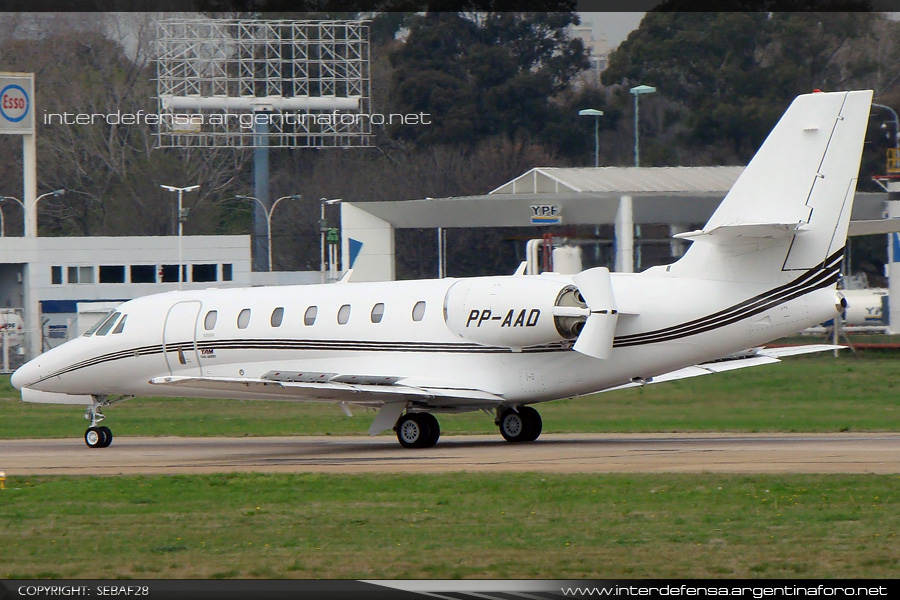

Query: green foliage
left=390, top=12, right=589, bottom=145
left=603, top=12, right=891, bottom=163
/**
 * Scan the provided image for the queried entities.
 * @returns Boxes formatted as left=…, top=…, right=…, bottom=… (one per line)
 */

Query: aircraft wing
left=600, top=344, right=843, bottom=392
left=148, top=373, right=504, bottom=409
left=149, top=373, right=504, bottom=436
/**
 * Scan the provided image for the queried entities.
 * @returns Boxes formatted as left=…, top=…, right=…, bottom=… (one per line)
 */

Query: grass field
left=2, top=354, right=899, bottom=439
left=1, top=472, right=897, bottom=579
left=2, top=352, right=898, bottom=580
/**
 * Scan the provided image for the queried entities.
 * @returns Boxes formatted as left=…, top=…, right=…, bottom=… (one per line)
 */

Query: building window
left=99, top=265, right=126, bottom=284
left=130, top=265, right=156, bottom=284
left=66, top=265, right=95, bottom=284
left=204, top=310, right=218, bottom=330
left=222, top=263, right=233, bottom=281
left=192, top=264, right=217, bottom=283
left=371, top=303, right=385, bottom=323
left=304, top=306, right=318, bottom=326
left=79, top=266, right=94, bottom=284
left=412, top=301, right=426, bottom=322
left=51, top=266, right=62, bottom=285
left=160, top=265, right=186, bottom=283
left=237, top=308, right=251, bottom=329
left=337, top=304, right=351, bottom=325
left=270, top=307, right=284, bottom=327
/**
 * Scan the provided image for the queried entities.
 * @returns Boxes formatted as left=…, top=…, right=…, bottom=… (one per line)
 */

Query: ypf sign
left=0, top=72, right=35, bottom=135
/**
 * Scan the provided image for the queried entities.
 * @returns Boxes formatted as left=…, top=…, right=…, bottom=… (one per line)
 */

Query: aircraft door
left=163, top=301, right=202, bottom=376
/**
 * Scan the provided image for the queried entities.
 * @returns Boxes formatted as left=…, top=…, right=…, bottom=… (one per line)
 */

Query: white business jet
left=11, top=90, right=872, bottom=449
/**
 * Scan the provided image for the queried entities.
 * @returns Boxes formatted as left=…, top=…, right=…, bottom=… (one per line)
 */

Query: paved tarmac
left=1, top=432, right=898, bottom=476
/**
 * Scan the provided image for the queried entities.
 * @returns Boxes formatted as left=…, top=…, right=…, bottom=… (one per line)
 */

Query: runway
left=2, top=432, right=899, bottom=476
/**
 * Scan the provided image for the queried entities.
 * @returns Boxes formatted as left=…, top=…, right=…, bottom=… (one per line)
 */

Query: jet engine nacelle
left=443, top=277, right=593, bottom=349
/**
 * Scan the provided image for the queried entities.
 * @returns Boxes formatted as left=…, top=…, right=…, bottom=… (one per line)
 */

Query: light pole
left=630, top=84, right=656, bottom=167
left=578, top=108, right=604, bottom=167
left=234, top=194, right=302, bottom=272
left=0, top=197, right=23, bottom=237
left=1, top=189, right=65, bottom=236
left=160, top=184, right=200, bottom=289
left=320, top=198, right=342, bottom=283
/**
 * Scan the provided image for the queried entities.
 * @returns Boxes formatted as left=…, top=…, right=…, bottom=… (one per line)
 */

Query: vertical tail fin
left=672, top=90, right=872, bottom=283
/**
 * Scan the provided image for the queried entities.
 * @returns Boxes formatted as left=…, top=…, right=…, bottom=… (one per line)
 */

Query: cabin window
left=371, top=303, right=385, bottom=323
left=271, top=307, right=284, bottom=327
left=51, top=266, right=63, bottom=285
left=337, top=304, right=351, bottom=325
left=304, top=306, right=318, bottom=326
left=95, top=312, right=122, bottom=336
left=237, top=308, right=251, bottom=329
left=112, top=315, right=127, bottom=334
left=204, top=310, right=218, bottom=330
left=222, top=263, right=233, bottom=281
left=412, top=301, right=426, bottom=322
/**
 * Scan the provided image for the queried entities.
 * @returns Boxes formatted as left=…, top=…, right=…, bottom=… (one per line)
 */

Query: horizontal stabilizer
left=848, top=219, right=900, bottom=237
left=674, top=222, right=805, bottom=241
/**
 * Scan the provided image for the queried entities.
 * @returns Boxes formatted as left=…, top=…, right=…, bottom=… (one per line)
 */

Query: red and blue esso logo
left=0, top=84, right=30, bottom=123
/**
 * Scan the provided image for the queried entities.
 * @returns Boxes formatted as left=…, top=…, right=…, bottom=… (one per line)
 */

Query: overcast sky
left=579, top=12, right=645, bottom=49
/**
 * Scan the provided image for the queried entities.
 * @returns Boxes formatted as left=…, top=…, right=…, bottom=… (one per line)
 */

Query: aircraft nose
left=10, top=360, right=39, bottom=390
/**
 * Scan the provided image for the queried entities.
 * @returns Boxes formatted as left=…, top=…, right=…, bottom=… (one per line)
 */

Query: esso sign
left=0, top=84, right=29, bottom=123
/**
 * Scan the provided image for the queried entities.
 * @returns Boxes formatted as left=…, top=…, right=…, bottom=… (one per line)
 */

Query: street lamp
left=160, top=184, right=200, bottom=289
left=578, top=108, right=604, bottom=167
left=630, top=84, right=656, bottom=167
left=234, top=194, right=303, bottom=272
left=1, top=189, right=65, bottom=236
left=320, top=198, right=342, bottom=283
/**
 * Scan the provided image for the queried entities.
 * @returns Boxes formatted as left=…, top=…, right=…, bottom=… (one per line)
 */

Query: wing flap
left=148, top=375, right=504, bottom=408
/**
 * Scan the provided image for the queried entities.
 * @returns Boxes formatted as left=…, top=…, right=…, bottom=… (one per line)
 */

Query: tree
left=389, top=11, right=589, bottom=145
left=602, top=11, right=890, bottom=163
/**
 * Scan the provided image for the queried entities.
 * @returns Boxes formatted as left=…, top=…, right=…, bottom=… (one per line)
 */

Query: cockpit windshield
left=95, top=312, right=122, bottom=336
left=83, top=311, right=116, bottom=337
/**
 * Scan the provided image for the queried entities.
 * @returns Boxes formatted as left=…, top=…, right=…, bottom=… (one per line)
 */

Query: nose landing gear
left=83, top=394, right=131, bottom=448
left=85, top=426, right=113, bottom=448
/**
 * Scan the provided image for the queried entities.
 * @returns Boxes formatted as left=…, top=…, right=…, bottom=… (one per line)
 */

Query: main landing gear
left=392, top=405, right=544, bottom=448
left=395, top=412, right=441, bottom=449
left=497, top=406, right=542, bottom=443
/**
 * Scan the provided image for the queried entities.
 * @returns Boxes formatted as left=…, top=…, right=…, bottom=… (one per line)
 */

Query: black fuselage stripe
left=614, top=250, right=842, bottom=344
left=613, top=268, right=838, bottom=347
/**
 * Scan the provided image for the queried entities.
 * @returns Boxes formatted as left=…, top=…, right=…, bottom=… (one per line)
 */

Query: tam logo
left=0, top=84, right=29, bottom=123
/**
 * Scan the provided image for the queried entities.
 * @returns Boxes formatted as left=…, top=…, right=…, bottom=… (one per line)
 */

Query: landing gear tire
left=395, top=412, right=441, bottom=449
left=499, top=406, right=542, bottom=443
left=85, top=426, right=113, bottom=448
left=97, top=426, right=113, bottom=448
